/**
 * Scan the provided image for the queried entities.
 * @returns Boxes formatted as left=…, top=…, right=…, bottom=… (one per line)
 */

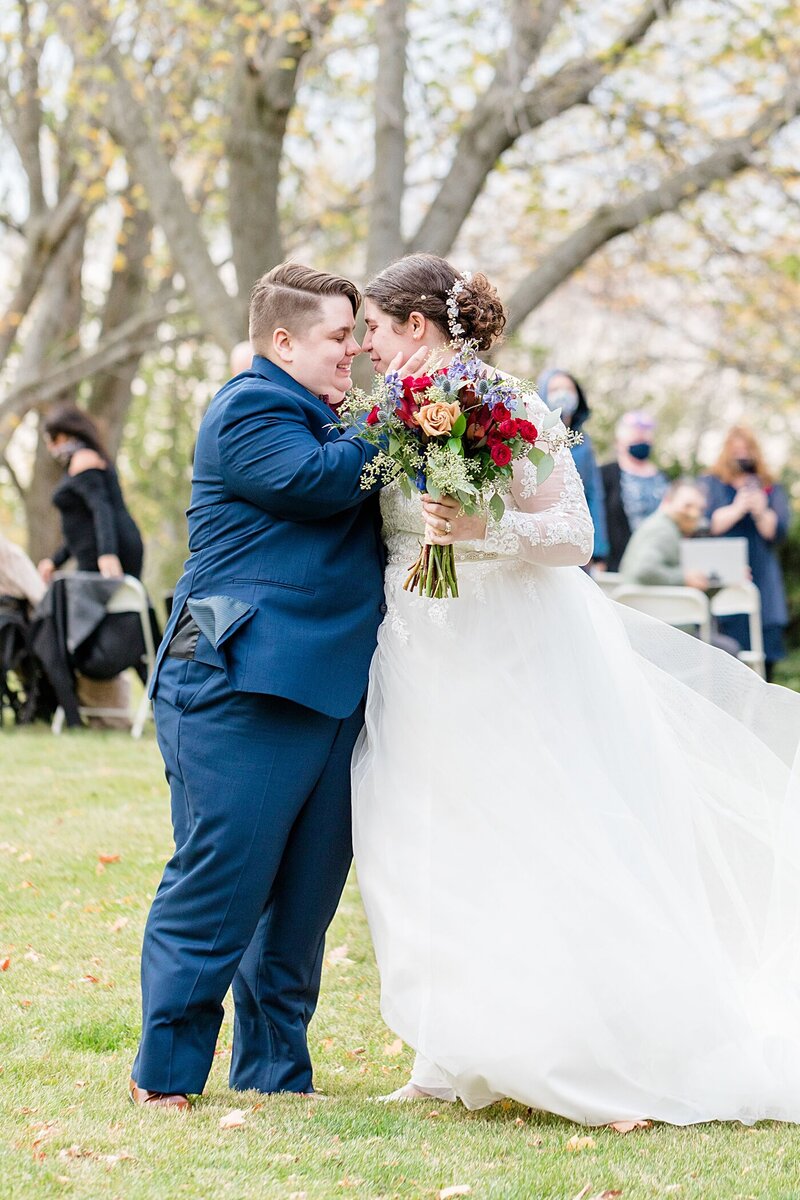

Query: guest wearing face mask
left=537, top=369, right=609, bottom=567
left=701, top=426, right=790, bottom=681
left=37, top=404, right=144, bottom=585
left=600, top=411, right=669, bottom=573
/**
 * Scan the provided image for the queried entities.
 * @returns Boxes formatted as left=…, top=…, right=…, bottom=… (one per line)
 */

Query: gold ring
left=444, top=520, right=452, bottom=535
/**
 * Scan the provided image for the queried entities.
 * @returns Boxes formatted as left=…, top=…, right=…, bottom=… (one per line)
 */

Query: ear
left=407, top=311, right=427, bottom=341
left=272, top=327, right=293, bottom=363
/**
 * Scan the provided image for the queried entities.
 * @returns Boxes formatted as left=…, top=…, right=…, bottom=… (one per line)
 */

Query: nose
left=362, top=327, right=373, bottom=351
left=346, top=336, right=362, bottom=357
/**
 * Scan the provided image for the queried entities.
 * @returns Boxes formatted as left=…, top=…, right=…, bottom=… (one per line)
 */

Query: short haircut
left=248, top=262, right=361, bottom=346
left=664, top=477, right=706, bottom=504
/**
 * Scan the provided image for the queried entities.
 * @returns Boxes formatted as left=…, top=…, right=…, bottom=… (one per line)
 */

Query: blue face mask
left=628, top=441, right=652, bottom=461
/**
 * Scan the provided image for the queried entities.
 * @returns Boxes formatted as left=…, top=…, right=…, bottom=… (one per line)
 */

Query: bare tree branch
left=0, top=189, right=84, bottom=370
left=11, top=0, right=46, bottom=219
left=0, top=302, right=190, bottom=456
left=366, top=0, right=408, bottom=273
left=505, top=86, right=800, bottom=335
left=410, top=0, right=680, bottom=257
left=79, top=9, right=241, bottom=351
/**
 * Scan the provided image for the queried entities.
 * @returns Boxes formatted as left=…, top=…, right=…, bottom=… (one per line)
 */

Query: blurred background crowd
left=2, top=0, right=799, bottom=724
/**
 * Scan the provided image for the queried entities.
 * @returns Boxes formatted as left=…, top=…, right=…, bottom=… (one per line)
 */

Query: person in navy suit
left=130, top=263, right=415, bottom=1108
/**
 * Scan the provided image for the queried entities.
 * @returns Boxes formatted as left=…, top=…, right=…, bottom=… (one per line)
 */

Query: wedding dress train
left=352, top=400, right=800, bottom=1126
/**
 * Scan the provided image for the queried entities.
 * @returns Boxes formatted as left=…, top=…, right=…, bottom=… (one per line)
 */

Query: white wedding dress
left=352, top=395, right=800, bottom=1126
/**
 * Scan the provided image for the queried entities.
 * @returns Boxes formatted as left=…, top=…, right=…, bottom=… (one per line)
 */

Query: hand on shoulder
left=68, top=448, right=106, bottom=475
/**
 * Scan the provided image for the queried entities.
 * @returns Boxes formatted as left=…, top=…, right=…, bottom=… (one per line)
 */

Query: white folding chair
left=594, top=571, right=624, bottom=599
left=52, top=574, right=156, bottom=738
left=613, top=584, right=712, bottom=643
left=710, top=582, right=766, bottom=679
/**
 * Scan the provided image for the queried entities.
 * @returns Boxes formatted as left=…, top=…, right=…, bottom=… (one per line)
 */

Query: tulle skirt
left=352, top=557, right=800, bottom=1125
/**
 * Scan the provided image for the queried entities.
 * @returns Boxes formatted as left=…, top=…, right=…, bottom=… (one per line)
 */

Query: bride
left=351, top=252, right=800, bottom=1127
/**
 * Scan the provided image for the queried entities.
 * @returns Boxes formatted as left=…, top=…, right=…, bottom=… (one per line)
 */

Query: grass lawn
left=2, top=727, right=800, bottom=1199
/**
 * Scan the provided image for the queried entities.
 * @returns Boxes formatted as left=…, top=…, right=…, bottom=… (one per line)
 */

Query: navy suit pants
left=132, top=656, right=361, bottom=1095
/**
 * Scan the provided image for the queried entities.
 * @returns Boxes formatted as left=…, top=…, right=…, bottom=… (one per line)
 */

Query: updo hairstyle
left=364, top=253, right=506, bottom=351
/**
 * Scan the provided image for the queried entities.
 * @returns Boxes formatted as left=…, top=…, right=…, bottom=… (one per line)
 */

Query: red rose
left=490, top=442, right=513, bottom=467
left=498, top=418, right=519, bottom=438
left=492, top=403, right=511, bottom=422
left=366, top=405, right=381, bottom=426
left=516, top=419, right=539, bottom=443
left=402, top=374, right=434, bottom=395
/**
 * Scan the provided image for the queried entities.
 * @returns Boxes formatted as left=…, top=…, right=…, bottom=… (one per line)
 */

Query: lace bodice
left=380, top=394, right=594, bottom=570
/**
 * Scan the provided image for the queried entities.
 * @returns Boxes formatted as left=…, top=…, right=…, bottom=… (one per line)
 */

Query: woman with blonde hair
left=701, top=426, right=790, bottom=680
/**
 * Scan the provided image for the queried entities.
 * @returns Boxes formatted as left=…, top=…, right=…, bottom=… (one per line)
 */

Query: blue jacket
left=536, top=369, right=609, bottom=560
left=151, top=356, right=386, bottom=718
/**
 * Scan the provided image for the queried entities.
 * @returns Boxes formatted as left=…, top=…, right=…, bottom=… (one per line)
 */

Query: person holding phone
left=701, top=426, right=790, bottom=680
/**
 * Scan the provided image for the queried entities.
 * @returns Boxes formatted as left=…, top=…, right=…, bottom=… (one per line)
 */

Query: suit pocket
left=231, top=578, right=315, bottom=596
left=187, top=595, right=256, bottom=648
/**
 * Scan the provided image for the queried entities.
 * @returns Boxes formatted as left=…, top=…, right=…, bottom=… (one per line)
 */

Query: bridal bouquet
left=339, top=346, right=578, bottom=599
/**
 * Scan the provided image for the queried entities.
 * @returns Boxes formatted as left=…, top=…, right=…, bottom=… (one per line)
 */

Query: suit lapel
left=251, top=355, right=340, bottom=432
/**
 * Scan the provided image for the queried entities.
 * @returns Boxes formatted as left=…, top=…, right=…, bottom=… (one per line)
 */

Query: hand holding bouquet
left=339, top=345, right=581, bottom=599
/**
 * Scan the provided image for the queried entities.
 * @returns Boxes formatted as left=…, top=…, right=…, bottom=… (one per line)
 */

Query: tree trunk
left=18, top=219, right=86, bottom=560
left=366, top=0, right=407, bottom=275
left=87, top=202, right=152, bottom=457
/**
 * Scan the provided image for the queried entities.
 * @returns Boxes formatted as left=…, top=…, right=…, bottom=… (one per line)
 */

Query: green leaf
left=527, top=446, right=546, bottom=465
left=489, top=493, right=505, bottom=522
left=426, top=481, right=441, bottom=500
left=398, top=473, right=412, bottom=498
left=541, top=410, right=560, bottom=431
left=536, top=454, right=555, bottom=485
left=388, top=434, right=401, bottom=455
left=446, top=436, right=463, bottom=455
left=451, top=413, right=467, bottom=438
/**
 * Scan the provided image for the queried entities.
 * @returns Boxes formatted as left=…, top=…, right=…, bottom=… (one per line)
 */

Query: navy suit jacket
left=151, top=356, right=386, bottom=718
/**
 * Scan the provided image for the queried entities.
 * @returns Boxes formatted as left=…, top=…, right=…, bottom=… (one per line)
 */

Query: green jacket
left=619, top=508, right=683, bottom=587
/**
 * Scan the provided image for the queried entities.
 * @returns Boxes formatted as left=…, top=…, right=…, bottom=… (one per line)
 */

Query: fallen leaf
left=18, top=852, right=33, bottom=863
left=383, top=1037, right=404, bottom=1057
left=438, top=1188, right=472, bottom=1199
left=326, top=944, right=352, bottom=966
left=24, top=949, right=40, bottom=962
left=1, top=957, right=10, bottom=971
left=346, top=1047, right=365, bottom=1059
left=98, top=853, right=121, bottom=864
left=99, top=1151, right=134, bottom=1166
left=79, top=975, right=99, bottom=984
left=571, top=1188, right=592, bottom=1200
left=609, top=1120, right=652, bottom=1135
left=110, top=916, right=129, bottom=932
left=321, top=1037, right=334, bottom=1050
left=288, top=1194, right=307, bottom=1200
left=566, top=1135, right=597, bottom=1152
left=219, top=1108, right=247, bottom=1129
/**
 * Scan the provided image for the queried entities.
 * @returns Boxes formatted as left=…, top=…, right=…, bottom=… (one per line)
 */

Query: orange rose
left=413, top=401, right=461, bottom=437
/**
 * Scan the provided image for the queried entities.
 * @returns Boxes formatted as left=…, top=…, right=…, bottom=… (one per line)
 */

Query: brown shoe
left=129, top=1078, right=191, bottom=1111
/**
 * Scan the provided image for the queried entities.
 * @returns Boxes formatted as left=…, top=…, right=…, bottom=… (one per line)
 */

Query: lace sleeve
left=482, top=401, right=594, bottom=567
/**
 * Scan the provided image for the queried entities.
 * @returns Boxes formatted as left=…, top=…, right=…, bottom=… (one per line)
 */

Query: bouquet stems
left=403, top=543, right=459, bottom=599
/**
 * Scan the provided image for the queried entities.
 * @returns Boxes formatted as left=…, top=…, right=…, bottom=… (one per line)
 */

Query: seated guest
left=601, top=411, right=668, bottom=571
left=620, top=480, right=739, bottom=654
left=620, top=480, right=708, bottom=589
left=37, top=404, right=143, bottom=585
